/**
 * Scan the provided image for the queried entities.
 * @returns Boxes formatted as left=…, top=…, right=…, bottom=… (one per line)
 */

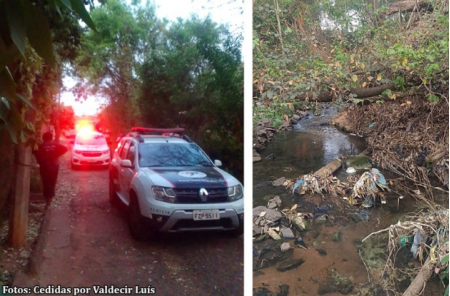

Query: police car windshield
left=138, top=143, right=213, bottom=167
left=75, top=134, right=107, bottom=145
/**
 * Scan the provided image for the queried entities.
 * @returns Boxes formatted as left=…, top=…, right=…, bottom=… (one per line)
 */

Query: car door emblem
left=199, top=188, right=208, bottom=202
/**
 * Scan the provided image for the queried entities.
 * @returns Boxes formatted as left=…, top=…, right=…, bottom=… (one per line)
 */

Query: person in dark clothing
left=33, top=132, right=68, bottom=207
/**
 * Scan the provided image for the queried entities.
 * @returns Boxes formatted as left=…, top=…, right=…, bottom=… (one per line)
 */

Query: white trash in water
left=346, top=167, right=356, bottom=174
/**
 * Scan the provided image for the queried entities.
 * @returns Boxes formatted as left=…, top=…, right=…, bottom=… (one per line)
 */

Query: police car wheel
left=128, top=198, right=154, bottom=241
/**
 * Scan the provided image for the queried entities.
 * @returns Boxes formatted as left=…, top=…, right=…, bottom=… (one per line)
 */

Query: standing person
left=33, top=132, right=68, bottom=208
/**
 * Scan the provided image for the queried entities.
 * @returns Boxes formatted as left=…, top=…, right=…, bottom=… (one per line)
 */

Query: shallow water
left=253, top=111, right=446, bottom=295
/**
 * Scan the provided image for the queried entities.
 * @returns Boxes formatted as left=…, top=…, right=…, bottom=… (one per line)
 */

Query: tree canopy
left=74, top=0, right=244, bottom=180
left=0, top=0, right=96, bottom=143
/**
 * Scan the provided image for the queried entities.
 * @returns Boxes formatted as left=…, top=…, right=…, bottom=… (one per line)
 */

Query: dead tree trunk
left=296, top=83, right=396, bottom=102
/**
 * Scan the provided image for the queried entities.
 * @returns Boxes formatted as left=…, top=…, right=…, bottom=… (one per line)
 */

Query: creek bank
left=254, top=100, right=448, bottom=295
left=253, top=108, right=310, bottom=163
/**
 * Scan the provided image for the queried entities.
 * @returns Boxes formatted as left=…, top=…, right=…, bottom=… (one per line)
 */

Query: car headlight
left=102, top=149, right=109, bottom=154
left=74, top=150, right=82, bottom=155
left=152, top=186, right=176, bottom=203
left=227, top=184, right=243, bottom=201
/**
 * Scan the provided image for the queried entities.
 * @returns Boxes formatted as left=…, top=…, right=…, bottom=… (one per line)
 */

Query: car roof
left=77, top=131, right=104, bottom=137
left=126, top=135, right=189, bottom=144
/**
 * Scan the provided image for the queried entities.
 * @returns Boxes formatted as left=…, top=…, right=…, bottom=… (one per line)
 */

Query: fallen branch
left=314, top=158, right=342, bottom=178
left=362, top=227, right=391, bottom=243
left=402, top=257, right=434, bottom=296
left=350, top=83, right=396, bottom=98
left=294, top=84, right=397, bottom=102
left=361, top=209, right=448, bottom=295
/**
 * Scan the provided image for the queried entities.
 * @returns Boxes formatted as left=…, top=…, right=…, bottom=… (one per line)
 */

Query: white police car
left=71, top=131, right=110, bottom=169
left=109, top=127, right=244, bottom=240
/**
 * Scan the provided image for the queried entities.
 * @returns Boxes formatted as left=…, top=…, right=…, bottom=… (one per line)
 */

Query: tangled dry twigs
left=347, top=99, right=449, bottom=200
left=362, top=208, right=449, bottom=296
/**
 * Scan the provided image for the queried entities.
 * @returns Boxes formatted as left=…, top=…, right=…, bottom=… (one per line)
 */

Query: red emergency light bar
left=131, top=127, right=185, bottom=135
left=128, top=127, right=192, bottom=143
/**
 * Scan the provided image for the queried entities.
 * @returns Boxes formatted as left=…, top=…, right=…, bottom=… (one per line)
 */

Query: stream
left=253, top=108, right=446, bottom=296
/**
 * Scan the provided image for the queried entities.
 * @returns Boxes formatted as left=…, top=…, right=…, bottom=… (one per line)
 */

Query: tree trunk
left=8, top=108, right=35, bottom=248
left=8, top=143, right=32, bottom=247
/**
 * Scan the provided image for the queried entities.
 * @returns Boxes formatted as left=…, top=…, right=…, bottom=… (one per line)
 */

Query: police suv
left=109, top=127, right=244, bottom=240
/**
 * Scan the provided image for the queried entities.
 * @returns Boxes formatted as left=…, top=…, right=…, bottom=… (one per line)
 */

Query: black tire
left=128, top=197, right=154, bottom=241
left=109, top=176, right=119, bottom=206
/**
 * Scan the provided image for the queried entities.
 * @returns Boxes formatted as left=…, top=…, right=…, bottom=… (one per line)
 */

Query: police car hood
left=141, top=166, right=239, bottom=188
left=73, top=143, right=109, bottom=151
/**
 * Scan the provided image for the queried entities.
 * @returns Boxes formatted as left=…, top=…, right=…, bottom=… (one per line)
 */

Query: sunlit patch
left=75, top=119, right=94, bottom=134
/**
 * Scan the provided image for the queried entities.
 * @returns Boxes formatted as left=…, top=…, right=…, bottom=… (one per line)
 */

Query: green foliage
left=427, top=93, right=441, bottom=102
left=75, top=1, right=243, bottom=180
left=253, top=103, right=292, bottom=129
left=0, top=0, right=96, bottom=143
left=139, top=17, right=243, bottom=180
left=382, top=89, right=393, bottom=99
left=253, top=0, right=449, bottom=127
left=394, top=76, right=405, bottom=91
left=74, top=0, right=148, bottom=134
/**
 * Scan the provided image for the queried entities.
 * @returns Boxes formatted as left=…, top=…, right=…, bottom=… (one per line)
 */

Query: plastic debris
left=370, top=168, right=386, bottom=185
left=358, top=209, right=371, bottom=222
left=411, top=231, right=423, bottom=258
left=346, top=167, right=356, bottom=174
left=294, top=237, right=308, bottom=249
left=265, top=153, right=275, bottom=160
left=351, top=168, right=389, bottom=207
left=292, top=179, right=304, bottom=194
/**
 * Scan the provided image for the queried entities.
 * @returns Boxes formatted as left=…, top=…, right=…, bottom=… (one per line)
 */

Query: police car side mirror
left=120, top=159, right=133, bottom=168
left=214, top=160, right=222, bottom=167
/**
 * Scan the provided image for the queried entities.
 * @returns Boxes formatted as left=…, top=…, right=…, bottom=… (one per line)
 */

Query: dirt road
left=15, top=152, right=243, bottom=295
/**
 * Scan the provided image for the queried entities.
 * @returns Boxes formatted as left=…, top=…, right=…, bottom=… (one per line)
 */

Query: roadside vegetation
left=73, top=0, right=243, bottom=181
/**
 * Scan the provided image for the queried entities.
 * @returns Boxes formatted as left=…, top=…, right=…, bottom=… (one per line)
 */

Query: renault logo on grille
left=199, top=188, right=208, bottom=202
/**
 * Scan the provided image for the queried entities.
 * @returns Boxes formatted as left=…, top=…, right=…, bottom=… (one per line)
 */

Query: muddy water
left=253, top=110, right=446, bottom=295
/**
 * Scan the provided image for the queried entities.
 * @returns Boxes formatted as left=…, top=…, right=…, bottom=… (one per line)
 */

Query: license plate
left=193, top=210, right=220, bottom=220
